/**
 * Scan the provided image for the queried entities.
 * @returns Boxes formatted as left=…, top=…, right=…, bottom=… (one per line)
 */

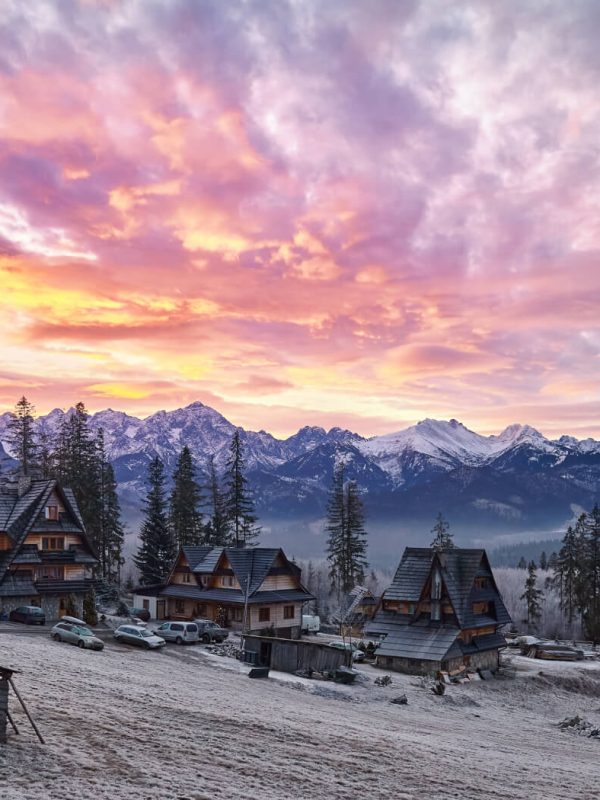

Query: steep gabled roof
left=0, top=479, right=96, bottom=586
left=226, top=548, right=281, bottom=595
left=383, top=548, right=432, bottom=602
left=182, top=546, right=215, bottom=571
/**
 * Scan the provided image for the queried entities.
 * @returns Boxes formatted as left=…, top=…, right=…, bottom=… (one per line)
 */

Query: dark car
left=194, top=619, right=229, bottom=643
left=9, top=605, right=46, bottom=625
left=128, top=607, right=151, bottom=622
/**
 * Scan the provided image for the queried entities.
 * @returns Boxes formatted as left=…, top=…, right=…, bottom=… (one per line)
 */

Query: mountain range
left=1, top=402, right=599, bottom=561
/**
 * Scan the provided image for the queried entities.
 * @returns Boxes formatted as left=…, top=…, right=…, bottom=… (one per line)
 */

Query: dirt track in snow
left=0, top=634, right=598, bottom=800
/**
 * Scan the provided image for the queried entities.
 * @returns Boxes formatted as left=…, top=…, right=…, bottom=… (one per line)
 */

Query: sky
left=1, top=0, right=599, bottom=440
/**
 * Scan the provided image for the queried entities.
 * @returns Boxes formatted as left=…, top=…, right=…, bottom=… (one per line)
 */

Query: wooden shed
left=241, top=635, right=347, bottom=674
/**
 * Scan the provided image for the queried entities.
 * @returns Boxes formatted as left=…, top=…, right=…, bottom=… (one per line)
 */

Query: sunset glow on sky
left=1, top=1, right=600, bottom=438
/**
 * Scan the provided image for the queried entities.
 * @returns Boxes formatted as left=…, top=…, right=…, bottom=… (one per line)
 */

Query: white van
left=302, top=614, right=321, bottom=634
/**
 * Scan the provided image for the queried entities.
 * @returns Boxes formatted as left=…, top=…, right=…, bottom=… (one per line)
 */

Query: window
left=172, top=623, right=184, bottom=631
left=45, top=505, right=59, bottom=521
left=283, top=605, right=295, bottom=620
left=42, top=537, right=64, bottom=551
left=36, top=566, right=64, bottom=581
left=196, top=604, right=207, bottom=617
left=200, top=575, right=210, bottom=586
left=258, top=607, right=270, bottom=623
left=182, top=572, right=191, bottom=583
left=142, top=599, right=150, bottom=610
left=175, top=600, right=185, bottom=614
left=221, top=576, right=235, bottom=587
left=232, top=607, right=243, bottom=622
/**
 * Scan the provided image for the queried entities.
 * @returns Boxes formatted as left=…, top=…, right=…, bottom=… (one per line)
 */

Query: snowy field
left=0, top=634, right=599, bottom=800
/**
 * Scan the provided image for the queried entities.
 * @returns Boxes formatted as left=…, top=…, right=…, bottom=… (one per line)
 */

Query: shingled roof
left=367, top=545, right=511, bottom=664
left=0, top=479, right=96, bottom=588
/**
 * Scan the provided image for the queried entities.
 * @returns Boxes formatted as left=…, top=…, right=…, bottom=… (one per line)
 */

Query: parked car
left=154, top=621, right=199, bottom=644
left=194, top=619, right=228, bottom=643
left=301, top=614, right=321, bottom=634
left=9, top=606, right=45, bottom=625
left=114, top=625, right=165, bottom=649
left=328, top=640, right=365, bottom=662
left=127, top=607, right=151, bottom=622
left=51, top=620, right=104, bottom=651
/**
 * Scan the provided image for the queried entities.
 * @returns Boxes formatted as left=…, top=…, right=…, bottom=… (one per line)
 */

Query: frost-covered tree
left=204, top=455, right=231, bottom=546
left=580, top=505, right=600, bottom=643
left=169, top=446, right=204, bottom=547
left=552, top=525, right=580, bottom=624
left=134, top=457, right=175, bottom=585
left=223, top=431, right=260, bottom=548
left=430, top=512, right=454, bottom=550
left=326, top=464, right=369, bottom=597
left=521, top=561, right=543, bottom=630
left=7, top=396, right=38, bottom=476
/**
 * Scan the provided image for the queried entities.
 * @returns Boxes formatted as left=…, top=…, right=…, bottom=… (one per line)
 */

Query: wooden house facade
left=0, top=477, right=97, bottom=620
left=366, top=547, right=511, bottom=675
left=133, top=546, right=314, bottom=638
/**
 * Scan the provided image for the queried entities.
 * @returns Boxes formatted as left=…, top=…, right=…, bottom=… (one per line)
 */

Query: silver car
left=51, top=621, right=104, bottom=651
left=154, top=621, right=199, bottom=644
left=114, top=624, right=165, bottom=649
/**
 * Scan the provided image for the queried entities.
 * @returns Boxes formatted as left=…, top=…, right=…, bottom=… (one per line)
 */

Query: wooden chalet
left=133, top=546, right=314, bottom=638
left=366, top=547, right=511, bottom=675
left=0, top=477, right=97, bottom=620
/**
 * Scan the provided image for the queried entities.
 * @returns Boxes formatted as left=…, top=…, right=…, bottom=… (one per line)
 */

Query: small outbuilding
left=241, top=634, right=348, bottom=674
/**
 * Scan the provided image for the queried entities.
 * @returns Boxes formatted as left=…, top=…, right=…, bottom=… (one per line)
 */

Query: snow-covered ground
left=0, top=634, right=599, bottom=800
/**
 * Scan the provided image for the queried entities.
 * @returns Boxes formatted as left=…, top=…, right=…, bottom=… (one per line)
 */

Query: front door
left=259, top=641, right=272, bottom=667
left=156, top=600, right=166, bottom=620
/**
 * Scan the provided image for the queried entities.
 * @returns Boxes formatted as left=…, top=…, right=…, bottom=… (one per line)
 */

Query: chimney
left=17, top=476, right=32, bottom=497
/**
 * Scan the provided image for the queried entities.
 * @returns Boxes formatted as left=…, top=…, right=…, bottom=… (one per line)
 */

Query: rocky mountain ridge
left=1, top=402, right=599, bottom=555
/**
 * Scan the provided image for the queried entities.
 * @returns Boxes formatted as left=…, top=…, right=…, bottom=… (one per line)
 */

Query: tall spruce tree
left=325, top=464, right=369, bottom=597
left=205, top=456, right=231, bottom=546
left=97, top=430, right=125, bottom=585
left=7, top=396, right=38, bottom=476
left=134, top=456, right=175, bottom=585
left=430, top=512, right=454, bottom=550
left=521, top=561, right=543, bottom=630
left=581, top=505, right=600, bottom=643
left=223, top=431, right=260, bottom=547
left=169, top=446, right=204, bottom=547
left=54, top=402, right=103, bottom=552
left=552, top=525, right=580, bottom=624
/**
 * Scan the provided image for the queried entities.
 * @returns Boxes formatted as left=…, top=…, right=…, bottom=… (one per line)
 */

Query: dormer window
left=45, top=506, right=59, bottom=521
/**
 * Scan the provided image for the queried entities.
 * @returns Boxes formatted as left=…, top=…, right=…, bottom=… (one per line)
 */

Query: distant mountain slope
left=0, top=403, right=599, bottom=556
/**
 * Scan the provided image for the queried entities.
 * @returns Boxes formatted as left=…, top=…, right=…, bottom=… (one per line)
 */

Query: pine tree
left=7, top=396, right=38, bottom=476
left=223, top=431, right=260, bottom=548
left=430, top=512, right=454, bottom=550
left=345, top=480, right=368, bottom=586
left=134, top=457, right=175, bottom=585
left=325, top=465, right=369, bottom=597
left=521, top=561, right=543, bottom=630
left=204, top=456, right=231, bottom=546
left=169, top=446, right=204, bottom=547
left=581, top=505, right=600, bottom=643
left=54, top=402, right=103, bottom=551
left=517, top=556, right=527, bottom=569
left=326, top=463, right=346, bottom=596
left=552, top=525, right=580, bottom=624
left=100, top=458, right=125, bottom=585
left=539, top=551, right=548, bottom=570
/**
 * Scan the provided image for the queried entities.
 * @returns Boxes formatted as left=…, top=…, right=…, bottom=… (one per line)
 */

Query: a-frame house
left=366, top=547, right=511, bottom=674
left=0, top=477, right=97, bottom=619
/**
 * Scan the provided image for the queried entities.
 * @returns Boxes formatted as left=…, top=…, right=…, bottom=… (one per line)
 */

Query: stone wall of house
left=0, top=596, right=38, bottom=617
left=376, top=655, right=444, bottom=675
left=466, top=649, right=500, bottom=671
left=38, top=593, right=84, bottom=620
